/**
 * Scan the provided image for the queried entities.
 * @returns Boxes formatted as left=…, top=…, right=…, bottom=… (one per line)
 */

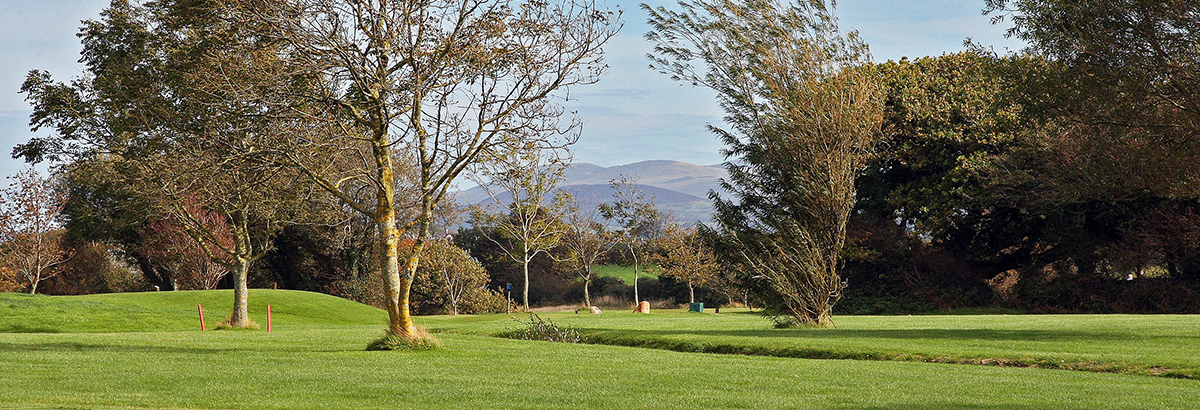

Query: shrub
left=366, top=326, right=442, bottom=351
left=328, top=269, right=386, bottom=308
left=42, top=241, right=145, bottom=295
left=458, top=288, right=510, bottom=314
left=501, top=313, right=583, bottom=343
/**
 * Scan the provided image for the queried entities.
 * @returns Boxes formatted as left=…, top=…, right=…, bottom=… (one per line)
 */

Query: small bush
left=366, top=326, right=442, bottom=351
left=501, top=313, right=584, bottom=343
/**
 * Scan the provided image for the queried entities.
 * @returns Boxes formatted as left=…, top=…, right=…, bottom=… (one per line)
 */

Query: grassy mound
left=0, top=289, right=386, bottom=333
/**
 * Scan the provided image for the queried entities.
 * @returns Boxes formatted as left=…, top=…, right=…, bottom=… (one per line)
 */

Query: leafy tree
left=984, top=0, right=1200, bottom=280
left=408, top=240, right=492, bottom=315
left=647, top=0, right=884, bottom=326
left=17, top=0, right=292, bottom=327
left=0, top=168, right=71, bottom=294
left=599, top=175, right=661, bottom=304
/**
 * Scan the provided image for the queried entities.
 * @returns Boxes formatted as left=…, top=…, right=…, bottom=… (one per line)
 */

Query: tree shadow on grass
left=852, top=405, right=1123, bottom=410
left=0, top=341, right=240, bottom=355
left=582, top=327, right=1127, bottom=343
left=0, top=324, right=62, bottom=333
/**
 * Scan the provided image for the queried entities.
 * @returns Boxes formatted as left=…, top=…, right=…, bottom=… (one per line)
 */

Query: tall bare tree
left=473, top=147, right=572, bottom=310
left=0, top=168, right=70, bottom=295
left=647, top=0, right=884, bottom=326
left=218, top=0, right=620, bottom=341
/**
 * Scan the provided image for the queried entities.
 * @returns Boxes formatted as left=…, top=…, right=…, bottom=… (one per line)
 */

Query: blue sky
left=0, top=0, right=1025, bottom=178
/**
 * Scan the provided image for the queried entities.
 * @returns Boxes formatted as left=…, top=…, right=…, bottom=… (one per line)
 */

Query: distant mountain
left=560, top=160, right=727, bottom=199
left=457, top=160, right=727, bottom=224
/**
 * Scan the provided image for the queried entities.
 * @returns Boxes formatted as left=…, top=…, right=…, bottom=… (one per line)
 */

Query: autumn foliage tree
left=137, top=198, right=236, bottom=291
left=0, top=168, right=71, bottom=294
left=651, top=224, right=719, bottom=304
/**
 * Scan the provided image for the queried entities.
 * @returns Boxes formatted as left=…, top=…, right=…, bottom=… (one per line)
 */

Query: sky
left=0, top=0, right=1026, bottom=178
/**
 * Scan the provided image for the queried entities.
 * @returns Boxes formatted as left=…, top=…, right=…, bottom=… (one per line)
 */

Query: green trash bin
left=688, top=303, right=704, bottom=313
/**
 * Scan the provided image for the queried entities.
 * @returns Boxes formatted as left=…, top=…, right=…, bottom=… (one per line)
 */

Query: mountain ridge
left=457, top=160, right=726, bottom=224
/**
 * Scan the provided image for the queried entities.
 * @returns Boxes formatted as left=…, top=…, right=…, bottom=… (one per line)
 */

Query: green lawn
left=2, top=291, right=1199, bottom=409
left=426, top=310, right=1200, bottom=378
left=591, top=263, right=657, bottom=283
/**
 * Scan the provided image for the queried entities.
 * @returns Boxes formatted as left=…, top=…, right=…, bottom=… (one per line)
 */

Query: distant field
left=591, top=264, right=658, bottom=284
left=2, top=291, right=1200, bottom=409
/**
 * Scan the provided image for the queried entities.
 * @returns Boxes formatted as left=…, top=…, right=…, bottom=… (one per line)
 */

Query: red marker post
left=267, top=305, right=272, bottom=333
left=197, top=304, right=207, bottom=331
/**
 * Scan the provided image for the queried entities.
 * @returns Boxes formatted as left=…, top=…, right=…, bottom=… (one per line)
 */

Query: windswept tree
left=647, top=0, right=884, bottom=326
left=217, top=0, right=621, bottom=343
left=0, top=168, right=71, bottom=295
left=599, top=175, right=661, bottom=304
left=473, top=147, right=572, bottom=310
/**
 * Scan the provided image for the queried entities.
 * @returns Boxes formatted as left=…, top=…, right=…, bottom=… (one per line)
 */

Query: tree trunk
left=520, top=239, right=530, bottom=311
left=688, top=283, right=694, bottom=304
left=583, top=278, right=591, bottom=307
left=522, top=254, right=531, bottom=311
left=29, top=275, right=38, bottom=295
left=229, top=256, right=251, bottom=327
left=228, top=209, right=254, bottom=328
left=632, top=244, right=640, bottom=303
left=385, top=212, right=415, bottom=337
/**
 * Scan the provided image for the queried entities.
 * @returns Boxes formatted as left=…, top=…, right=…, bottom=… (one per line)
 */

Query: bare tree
left=647, top=0, right=884, bottom=326
left=0, top=168, right=71, bottom=294
left=219, top=0, right=621, bottom=341
left=599, top=175, right=661, bottom=304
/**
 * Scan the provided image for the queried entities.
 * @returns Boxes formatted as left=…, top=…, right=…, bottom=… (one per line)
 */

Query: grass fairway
left=591, top=263, right=657, bottom=284
left=2, top=291, right=1200, bottom=409
left=426, top=310, right=1200, bottom=378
